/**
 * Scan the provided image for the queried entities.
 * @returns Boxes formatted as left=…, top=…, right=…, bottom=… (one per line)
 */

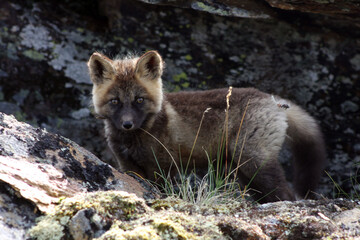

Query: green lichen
left=128, top=37, right=134, bottom=43
left=184, top=55, right=192, bottom=61
left=76, top=27, right=84, bottom=33
left=181, top=82, right=190, bottom=88
left=113, top=36, right=124, bottom=41
left=14, top=111, right=27, bottom=122
left=28, top=191, right=148, bottom=240
left=173, top=85, right=181, bottom=92
left=29, top=192, right=252, bottom=240
left=173, top=72, right=188, bottom=82
left=194, top=2, right=229, bottom=16
left=23, top=50, right=45, bottom=61
left=198, top=80, right=207, bottom=89
left=57, top=191, right=145, bottom=220
left=28, top=217, right=66, bottom=240
left=98, top=210, right=220, bottom=240
left=56, top=118, right=63, bottom=129
left=154, top=219, right=194, bottom=239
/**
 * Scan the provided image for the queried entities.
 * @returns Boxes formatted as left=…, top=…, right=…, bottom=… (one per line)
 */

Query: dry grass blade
left=140, top=127, right=180, bottom=175
left=186, top=107, right=212, bottom=172
left=224, top=86, right=232, bottom=185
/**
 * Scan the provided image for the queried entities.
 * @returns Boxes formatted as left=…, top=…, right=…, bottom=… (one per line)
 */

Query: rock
left=265, top=0, right=360, bottom=18
left=0, top=112, right=151, bottom=239
left=135, top=0, right=360, bottom=22
left=68, top=208, right=95, bottom=240
left=0, top=112, right=149, bottom=213
left=0, top=181, right=40, bottom=240
left=28, top=192, right=360, bottom=239
left=132, top=0, right=275, bottom=18
left=28, top=191, right=150, bottom=240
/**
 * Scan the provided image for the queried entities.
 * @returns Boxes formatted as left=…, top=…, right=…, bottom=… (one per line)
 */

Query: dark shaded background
left=0, top=0, right=359, bottom=198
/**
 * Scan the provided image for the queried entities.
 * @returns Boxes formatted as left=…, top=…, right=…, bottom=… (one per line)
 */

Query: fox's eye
left=110, top=99, right=119, bottom=105
left=136, top=97, right=144, bottom=104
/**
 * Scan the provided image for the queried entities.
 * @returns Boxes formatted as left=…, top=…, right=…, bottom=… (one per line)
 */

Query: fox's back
left=161, top=88, right=277, bottom=161
left=165, top=87, right=269, bottom=123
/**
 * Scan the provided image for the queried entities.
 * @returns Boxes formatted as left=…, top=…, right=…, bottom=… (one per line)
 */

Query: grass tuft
left=141, top=87, right=253, bottom=205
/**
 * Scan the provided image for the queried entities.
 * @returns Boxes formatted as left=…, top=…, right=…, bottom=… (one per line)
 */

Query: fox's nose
left=122, top=121, right=134, bottom=130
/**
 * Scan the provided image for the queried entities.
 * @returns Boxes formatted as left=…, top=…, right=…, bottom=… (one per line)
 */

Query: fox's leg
left=232, top=103, right=295, bottom=202
left=107, top=139, right=146, bottom=177
left=238, top=158, right=295, bottom=203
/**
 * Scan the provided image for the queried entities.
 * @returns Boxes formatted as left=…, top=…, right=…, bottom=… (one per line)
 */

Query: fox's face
left=88, top=51, right=164, bottom=131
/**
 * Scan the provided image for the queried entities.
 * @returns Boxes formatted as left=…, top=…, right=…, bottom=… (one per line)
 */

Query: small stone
left=71, top=108, right=90, bottom=120
left=341, top=101, right=359, bottom=113
left=69, top=208, right=94, bottom=240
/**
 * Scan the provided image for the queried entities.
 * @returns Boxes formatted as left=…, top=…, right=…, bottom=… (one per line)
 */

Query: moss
left=14, top=111, right=27, bottom=122
left=173, top=85, right=181, bottom=92
left=181, top=82, right=190, bottom=88
left=22, top=50, right=45, bottom=61
left=153, top=219, right=193, bottom=240
left=76, top=27, right=84, bottom=33
left=193, top=2, right=228, bottom=16
left=113, top=36, right=124, bottom=41
left=29, top=191, right=148, bottom=240
left=173, top=72, right=188, bottom=82
left=100, top=223, right=161, bottom=240
left=28, top=216, right=66, bottom=240
left=184, top=55, right=192, bottom=61
left=56, top=191, right=146, bottom=220
left=56, top=118, right=63, bottom=128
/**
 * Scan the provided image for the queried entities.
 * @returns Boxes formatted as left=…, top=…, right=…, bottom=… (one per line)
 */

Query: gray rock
left=69, top=209, right=94, bottom=240
left=341, top=100, right=359, bottom=114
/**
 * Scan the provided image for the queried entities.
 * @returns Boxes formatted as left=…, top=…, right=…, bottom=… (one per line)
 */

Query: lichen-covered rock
left=28, top=191, right=149, bottom=240
left=0, top=112, right=149, bottom=214
left=0, top=182, right=40, bottom=240
left=135, top=0, right=360, bottom=23
left=28, top=193, right=360, bottom=239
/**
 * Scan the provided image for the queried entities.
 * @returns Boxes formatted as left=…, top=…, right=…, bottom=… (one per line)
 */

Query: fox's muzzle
left=122, top=121, right=134, bottom=130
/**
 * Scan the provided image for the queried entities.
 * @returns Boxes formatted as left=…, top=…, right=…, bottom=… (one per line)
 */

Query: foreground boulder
left=0, top=112, right=359, bottom=239
left=28, top=192, right=360, bottom=239
left=0, top=112, right=149, bottom=239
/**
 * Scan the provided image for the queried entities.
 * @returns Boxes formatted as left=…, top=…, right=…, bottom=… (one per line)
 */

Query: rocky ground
left=0, top=112, right=359, bottom=239
left=0, top=2, right=359, bottom=238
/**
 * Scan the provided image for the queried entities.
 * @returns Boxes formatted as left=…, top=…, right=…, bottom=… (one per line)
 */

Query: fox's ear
left=88, top=52, right=115, bottom=85
left=135, top=51, right=164, bottom=81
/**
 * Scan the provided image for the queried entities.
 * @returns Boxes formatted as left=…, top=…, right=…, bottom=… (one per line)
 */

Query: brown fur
left=88, top=51, right=327, bottom=203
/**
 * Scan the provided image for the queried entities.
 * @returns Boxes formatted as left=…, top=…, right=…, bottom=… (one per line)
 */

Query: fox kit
left=88, top=50, right=326, bottom=202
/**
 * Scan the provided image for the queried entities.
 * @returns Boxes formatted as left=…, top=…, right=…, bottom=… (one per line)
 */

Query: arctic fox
left=88, top=50, right=326, bottom=202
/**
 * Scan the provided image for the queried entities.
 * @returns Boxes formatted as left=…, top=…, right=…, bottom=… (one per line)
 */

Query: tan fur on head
left=134, top=51, right=164, bottom=113
left=88, top=52, right=115, bottom=85
left=88, top=51, right=165, bottom=116
left=135, top=51, right=164, bottom=81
